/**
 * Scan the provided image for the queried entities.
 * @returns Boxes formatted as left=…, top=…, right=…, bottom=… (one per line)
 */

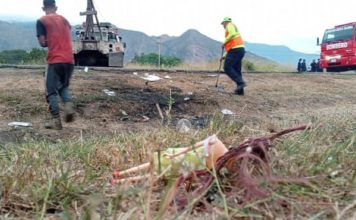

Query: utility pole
left=158, top=37, right=161, bottom=68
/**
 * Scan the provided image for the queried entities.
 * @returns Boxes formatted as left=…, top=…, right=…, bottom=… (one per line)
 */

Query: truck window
left=322, top=25, right=355, bottom=43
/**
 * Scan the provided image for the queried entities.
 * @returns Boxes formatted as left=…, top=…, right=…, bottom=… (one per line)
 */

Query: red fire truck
left=319, top=22, right=356, bottom=72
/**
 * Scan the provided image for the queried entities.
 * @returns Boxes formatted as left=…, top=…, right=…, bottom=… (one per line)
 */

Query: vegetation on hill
left=0, top=48, right=46, bottom=64
left=131, top=53, right=182, bottom=67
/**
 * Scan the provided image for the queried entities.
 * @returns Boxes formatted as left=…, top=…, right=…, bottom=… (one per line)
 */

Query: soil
left=0, top=67, right=356, bottom=145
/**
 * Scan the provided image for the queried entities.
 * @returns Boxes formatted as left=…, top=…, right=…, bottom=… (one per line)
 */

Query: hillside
left=0, top=21, right=37, bottom=51
left=0, top=19, right=317, bottom=65
left=245, top=42, right=319, bottom=66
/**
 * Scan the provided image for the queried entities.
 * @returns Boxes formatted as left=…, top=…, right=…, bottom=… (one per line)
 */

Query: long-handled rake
left=215, top=47, right=224, bottom=87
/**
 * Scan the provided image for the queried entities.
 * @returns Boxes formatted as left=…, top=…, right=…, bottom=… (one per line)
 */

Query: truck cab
left=319, top=22, right=356, bottom=72
left=72, top=22, right=125, bottom=67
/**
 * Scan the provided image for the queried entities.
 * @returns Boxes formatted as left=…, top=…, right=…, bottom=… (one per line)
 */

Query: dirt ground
left=0, top=67, right=356, bottom=144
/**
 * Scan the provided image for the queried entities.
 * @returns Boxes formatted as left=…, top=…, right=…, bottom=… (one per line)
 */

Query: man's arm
left=36, top=20, right=47, bottom=47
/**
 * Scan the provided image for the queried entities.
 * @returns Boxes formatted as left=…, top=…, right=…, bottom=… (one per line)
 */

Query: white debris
left=164, top=75, right=172, bottom=79
left=187, top=92, right=193, bottom=95
left=176, top=119, right=192, bottom=133
left=184, top=97, right=190, bottom=101
left=121, top=110, right=128, bottom=116
left=102, top=89, right=116, bottom=97
left=140, top=75, right=161, bottom=82
left=142, top=116, right=150, bottom=122
left=84, top=67, right=89, bottom=73
left=329, top=170, right=340, bottom=178
left=8, top=122, right=33, bottom=127
left=218, top=87, right=225, bottom=92
left=221, top=109, right=234, bottom=115
left=246, top=146, right=252, bottom=153
left=133, top=72, right=138, bottom=75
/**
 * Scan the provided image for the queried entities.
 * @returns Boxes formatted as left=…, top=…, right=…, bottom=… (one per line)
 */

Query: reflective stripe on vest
left=224, top=24, right=244, bottom=52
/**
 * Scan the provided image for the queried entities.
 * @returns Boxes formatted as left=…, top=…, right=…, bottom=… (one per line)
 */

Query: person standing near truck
left=220, top=17, right=246, bottom=95
left=36, top=0, right=75, bottom=130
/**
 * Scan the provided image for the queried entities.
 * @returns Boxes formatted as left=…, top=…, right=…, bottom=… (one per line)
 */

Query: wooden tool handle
left=111, top=174, right=152, bottom=185
left=112, top=162, right=150, bottom=178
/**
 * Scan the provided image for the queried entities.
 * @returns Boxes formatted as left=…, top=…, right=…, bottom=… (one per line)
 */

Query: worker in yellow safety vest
left=220, top=17, right=246, bottom=95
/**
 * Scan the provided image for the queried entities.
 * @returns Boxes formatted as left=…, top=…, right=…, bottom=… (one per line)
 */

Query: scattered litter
left=84, top=67, right=89, bottom=73
left=171, top=125, right=311, bottom=210
left=140, top=74, right=161, bottom=82
left=329, top=170, right=340, bottom=178
left=110, top=125, right=312, bottom=211
left=221, top=109, right=234, bottom=115
left=184, top=92, right=193, bottom=101
left=176, top=119, right=192, bottom=133
left=217, top=86, right=225, bottom=92
left=8, top=122, right=33, bottom=127
left=111, top=135, right=226, bottom=184
left=133, top=72, right=138, bottom=75
left=102, top=89, right=116, bottom=97
left=144, top=72, right=149, bottom=76
left=164, top=75, right=172, bottom=79
left=142, top=116, right=150, bottom=122
left=121, top=110, right=128, bottom=116
left=208, top=74, right=217, bottom=77
left=246, top=146, right=252, bottom=153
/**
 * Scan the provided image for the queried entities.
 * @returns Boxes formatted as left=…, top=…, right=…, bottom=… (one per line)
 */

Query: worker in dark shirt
left=36, top=0, right=75, bottom=130
left=310, top=59, right=317, bottom=72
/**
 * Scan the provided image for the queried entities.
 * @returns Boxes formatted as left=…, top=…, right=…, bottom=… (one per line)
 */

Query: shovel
left=215, top=47, right=224, bottom=88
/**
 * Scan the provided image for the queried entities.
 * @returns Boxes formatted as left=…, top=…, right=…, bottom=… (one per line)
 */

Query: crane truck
left=72, top=0, right=125, bottom=67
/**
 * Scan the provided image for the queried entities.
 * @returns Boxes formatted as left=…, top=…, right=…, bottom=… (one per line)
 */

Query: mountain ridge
left=0, top=20, right=318, bottom=65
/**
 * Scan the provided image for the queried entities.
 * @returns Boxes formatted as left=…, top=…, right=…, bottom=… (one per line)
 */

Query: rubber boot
left=45, top=115, right=62, bottom=130
left=234, top=87, right=244, bottom=95
left=64, top=102, right=75, bottom=123
left=234, top=84, right=246, bottom=96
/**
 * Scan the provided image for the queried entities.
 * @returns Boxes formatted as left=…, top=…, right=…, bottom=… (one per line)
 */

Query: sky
left=0, top=0, right=356, bottom=54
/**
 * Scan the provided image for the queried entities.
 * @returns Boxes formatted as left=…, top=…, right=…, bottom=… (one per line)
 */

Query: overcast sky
left=1, top=0, right=356, bottom=54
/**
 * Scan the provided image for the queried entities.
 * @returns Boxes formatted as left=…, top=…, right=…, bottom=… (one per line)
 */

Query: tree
left=0, top=50, right=27, bottom=64
left=243, top=60, right=256, bottom=71
left=132, top=53, right=182, bottom=67
left=23, top=48, right=46, bottom=64
left=0, top=48, right=46, bottom=64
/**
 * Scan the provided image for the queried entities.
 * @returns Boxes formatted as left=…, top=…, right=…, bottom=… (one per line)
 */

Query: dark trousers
left=224, top=47, right=245, bottom=87
left=45, top=63, right=74, bottom=116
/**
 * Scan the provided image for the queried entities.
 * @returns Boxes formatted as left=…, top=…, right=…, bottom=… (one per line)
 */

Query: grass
left=125, top=57, right=294, bottom=72
left=0, top=111, right=355, bottom=219
left=0, top=89, right=47, bottom=120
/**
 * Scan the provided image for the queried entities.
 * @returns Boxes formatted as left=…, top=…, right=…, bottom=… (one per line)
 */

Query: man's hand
left=37, top=35, right=48, bottom=47
left=220, top=56, right=225, bottom=62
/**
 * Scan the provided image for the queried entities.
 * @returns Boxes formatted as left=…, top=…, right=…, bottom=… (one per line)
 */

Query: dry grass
left=0, top=113, right=355, bottom=219
left=0, top=68, right=355, bottom=219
